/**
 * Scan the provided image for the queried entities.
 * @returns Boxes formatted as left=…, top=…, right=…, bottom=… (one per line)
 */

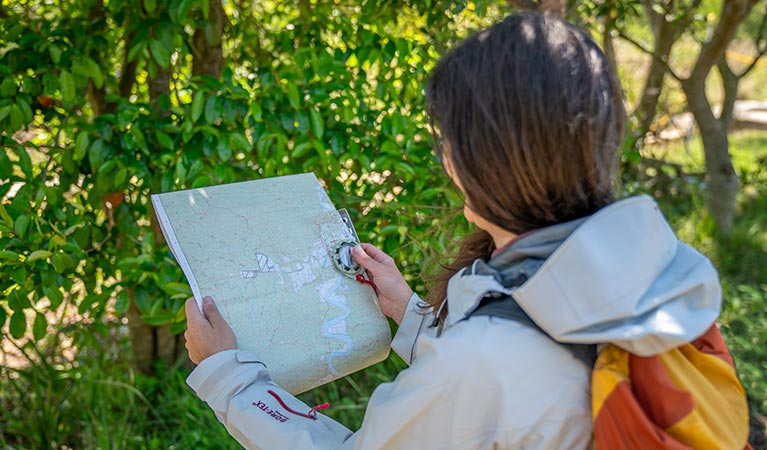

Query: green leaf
left=149, top=40, right=170, bottom=69
left=9, top=104, right=23, bottom=132
left=191, top=175, right=211, bottom=189
left=249, top=102, right=262, bottom=121
left=52, top=252, right=74, bottom=273
left=42, top=72, right=59, bottom=95
left=85, top=57, right=104, bottom=88
left=217, top=138, right=232, bottom=161
left=115, top=290, right=130, bottom=314
left=27, top=250, right=52, bottom=262
left=48, top=44, right=62, bottom=64
left=17, top=97, right=33, bottom=123
left=89, top=138, right=106, bottom=169
left=141, top=312, right=176, bottom=326
left=10, top=311, right=26, bottom=339
left=204, top=95, right=220, bottom=124
left=287, top=83, right=300, bottom=110
left=231, top=131, right=250, bottom=151
left=14, top=215, right=30, bottom=239
left=113, top=166, right=128, bottom=189
left=127, top=39, right=145, bottom=63
left=330, top=133, right=342, bottom=155
left=131, top=127, right=147, bottom=151
left=1, top=78, right=16, bottom=97
left=43, top=286, right=64, bottom=308
left=60, top=70, right=75, bottom=103
left=161, top=282, right=192, bottom=297
left=8, top=290, right=30, bottom=311
left=191, top=92, right=204, bottom=122
left=143, top=0, right=157, bottom=13
left=292, top=141, right=311, bottom=158
left=74, top=130, right=89, bottom=161
left=0, top=105, right=10, bottom=122
left=33, top=313, right=47, bottom=341
left=0, top=306, right=6, bottom=330
left=310, top=108, right=324, bottom=138
left=157, top=131, right=174, bottom=149
left=169, top=0, right=194, bottom=23
left=175, top=158, right=187, bottom=185
left=10, top=266, right=26, bottom=284
left=73, top=57, right=103, bottom=88
left=0, top=250, right=20, bottom=261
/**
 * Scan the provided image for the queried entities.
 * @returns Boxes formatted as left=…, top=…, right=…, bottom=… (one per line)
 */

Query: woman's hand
left=353, top=243, right=413, bottom=325
left=184, top=296, right=237, bottom=364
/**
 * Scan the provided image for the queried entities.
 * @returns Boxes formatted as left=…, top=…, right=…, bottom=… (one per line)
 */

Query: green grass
left=0, top=327, right=234, bottom=450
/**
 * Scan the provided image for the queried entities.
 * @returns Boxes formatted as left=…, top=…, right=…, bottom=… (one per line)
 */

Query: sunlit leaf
left=27, top=250, right=52, bottom=262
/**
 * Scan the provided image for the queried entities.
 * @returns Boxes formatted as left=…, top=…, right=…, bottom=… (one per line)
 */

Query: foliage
left=1, top=0, right=766, bottom=447
left=0, top=320, right=235, bottom=449
left=0, top=0, right=502, bottom=446
left=0, top=0, right=507, bottom=349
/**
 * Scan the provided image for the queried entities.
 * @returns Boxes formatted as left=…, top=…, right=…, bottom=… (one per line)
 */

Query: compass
left=332, top=238, right=363, bottom=277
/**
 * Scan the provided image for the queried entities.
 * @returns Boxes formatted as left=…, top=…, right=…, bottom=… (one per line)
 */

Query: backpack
left=470, top=293, right=753, bottom=449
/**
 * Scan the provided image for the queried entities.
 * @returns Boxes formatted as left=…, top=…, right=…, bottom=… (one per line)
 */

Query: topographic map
left=152, top=173, right=391, bottom=394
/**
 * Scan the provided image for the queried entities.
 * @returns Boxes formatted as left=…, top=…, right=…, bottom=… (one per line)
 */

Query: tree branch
left=688, top=0, right=756, bottom=83
left=616, top=29, right=683, bottom=81
left=736, top=0, right=767, bottom=78
left=119, top=31, right=138, bottom=99
left=717, top=57, right=739, bottom=127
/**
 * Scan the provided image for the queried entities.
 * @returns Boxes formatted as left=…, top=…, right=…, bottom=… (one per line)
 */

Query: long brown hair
left=424, top=12, right=626, bottom=313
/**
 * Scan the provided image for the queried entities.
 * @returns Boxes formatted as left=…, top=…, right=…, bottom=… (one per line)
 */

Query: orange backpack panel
left=592, top=325, right=752, bottom=449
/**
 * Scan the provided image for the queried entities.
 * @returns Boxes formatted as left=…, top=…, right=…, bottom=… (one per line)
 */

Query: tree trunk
left=675, top=0, right=756, bottom=235
left=149, top=64, right=172, bottom=115
left=633, top=15, right=678, bottom=136
left=126, top=290, right=185, bottom=374
left=681, top=77, right=739, bottom=234
left=601, top=1, right=617, bottom=72
left=124, top=0, right=230, bottom=375
left=700, top=123, right=739, bottom=234
left=192, top=0, right=227, bottom=79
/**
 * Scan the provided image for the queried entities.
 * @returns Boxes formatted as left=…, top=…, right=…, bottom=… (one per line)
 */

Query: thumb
left=353, top=245, right=384, bottom=272
left=202, top=296, right=225, bottom=327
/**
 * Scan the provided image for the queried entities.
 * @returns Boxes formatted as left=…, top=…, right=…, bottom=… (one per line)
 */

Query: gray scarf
left=469, top=216, right=587, bottom=286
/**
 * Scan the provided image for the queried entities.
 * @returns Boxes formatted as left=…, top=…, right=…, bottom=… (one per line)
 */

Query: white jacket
left=187, top=196, right=721, bottom=449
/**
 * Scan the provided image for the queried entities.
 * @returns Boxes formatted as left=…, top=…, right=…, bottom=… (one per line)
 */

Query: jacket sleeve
left=389, top=293, right=436, bottom=364
left=186, top=332, right=468, bottom=450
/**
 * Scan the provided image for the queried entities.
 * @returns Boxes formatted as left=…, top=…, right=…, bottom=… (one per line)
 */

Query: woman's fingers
left=185, top=297, right=207, bottom=326
left=358, top=243, right=393, bottom=265
left=353, top=245, right=385, bottom=272
left=357, top=242, right=395, bottom=266
left=201, top=296, right=226, bottom=329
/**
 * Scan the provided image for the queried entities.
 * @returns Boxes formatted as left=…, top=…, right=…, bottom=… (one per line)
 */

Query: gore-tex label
left=252, top=400, right=289, bottom=423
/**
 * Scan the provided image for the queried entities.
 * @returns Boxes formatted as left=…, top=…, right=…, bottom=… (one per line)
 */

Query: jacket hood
left=445, top=195, right=722, bottom=356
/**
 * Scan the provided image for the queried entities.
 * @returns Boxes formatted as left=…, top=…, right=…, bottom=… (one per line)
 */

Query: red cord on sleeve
left=267, top=390, right=331, bottom=420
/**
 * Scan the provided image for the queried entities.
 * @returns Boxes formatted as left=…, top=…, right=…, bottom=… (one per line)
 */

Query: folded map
left=151, top=173, right=391, bottom=394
